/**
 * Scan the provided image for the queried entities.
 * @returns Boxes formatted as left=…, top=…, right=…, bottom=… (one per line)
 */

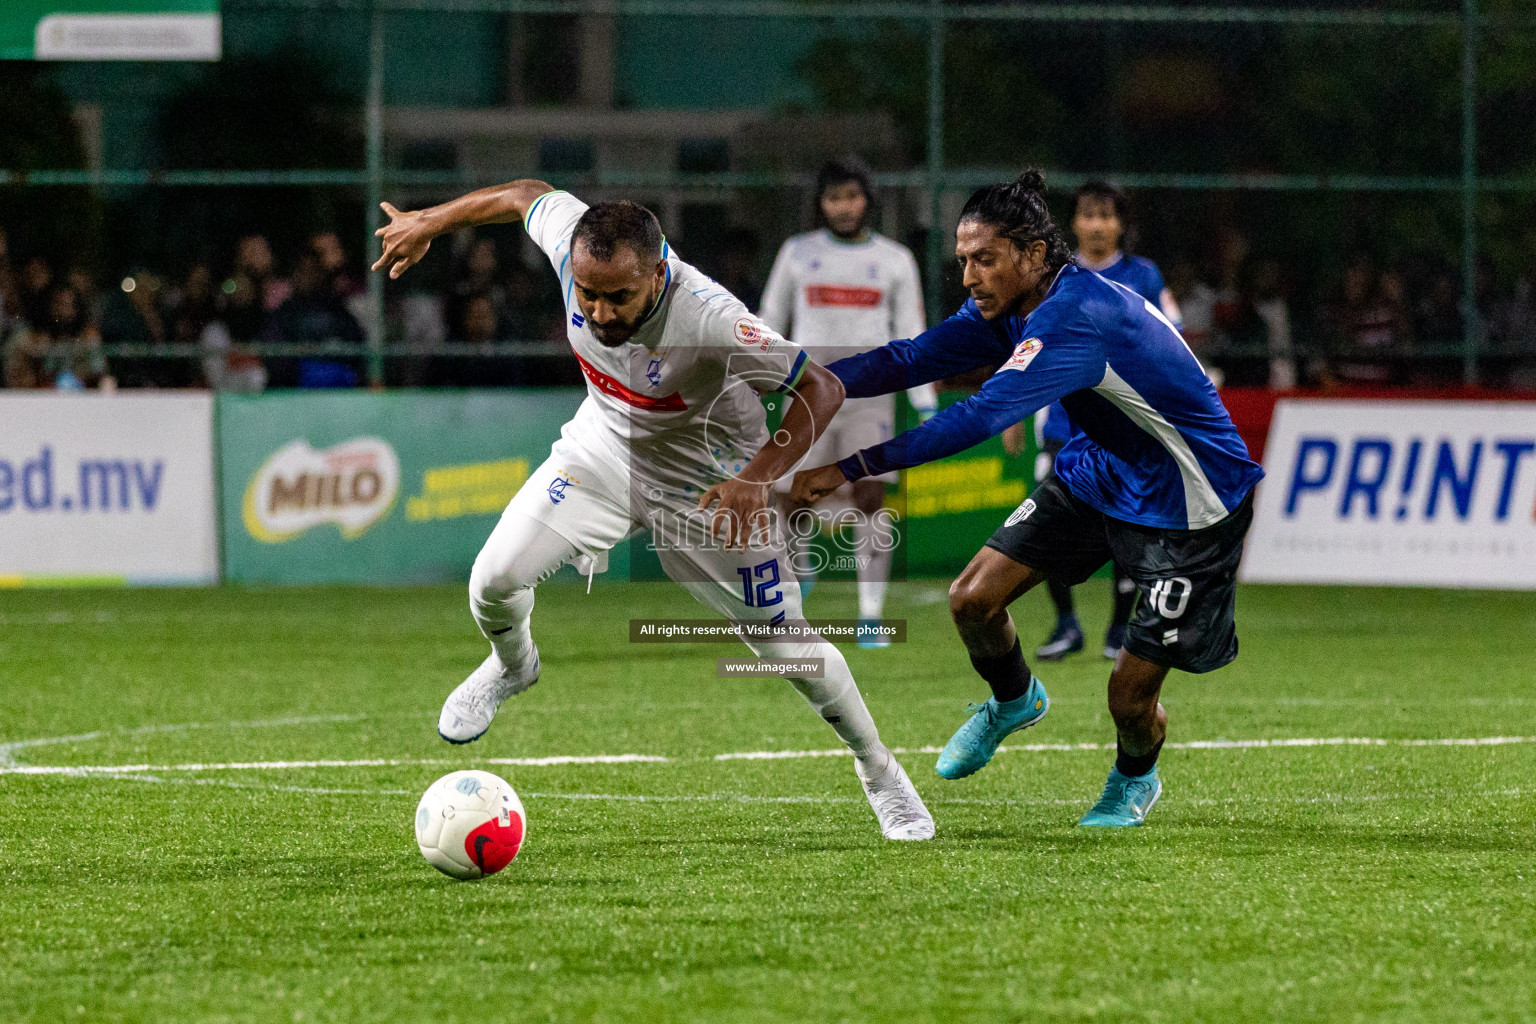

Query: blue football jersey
left=827, top=264, right=1262, bottom=531
left=1041, top=253, right=1175, bottom=445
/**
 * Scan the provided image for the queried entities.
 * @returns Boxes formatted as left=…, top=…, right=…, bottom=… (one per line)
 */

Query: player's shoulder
left=1122, top=253, right=1166, bottom=288
left=1036, top=266, right=1119, bottom=331
left=777, top=230, right=827, bottom=258
left=866, top=232, right=913, bottom=255
left=668, top=259, right=752, bottom=330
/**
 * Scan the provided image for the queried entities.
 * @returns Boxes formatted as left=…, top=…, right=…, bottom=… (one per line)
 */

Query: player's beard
left=590, top=282, right=667, bottom=346
left=827, top=215, right=866, bottom=242
left=589, top=321, right=637, bottom=347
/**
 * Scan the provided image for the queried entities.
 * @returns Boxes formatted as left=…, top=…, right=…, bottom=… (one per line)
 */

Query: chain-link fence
left=3, top=0, right=1534, bottom=389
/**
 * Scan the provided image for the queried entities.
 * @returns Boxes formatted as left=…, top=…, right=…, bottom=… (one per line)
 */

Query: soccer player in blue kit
left=791, top=172, right=1263, bottom=826
left=1031, top=180, right=1185, bottom=663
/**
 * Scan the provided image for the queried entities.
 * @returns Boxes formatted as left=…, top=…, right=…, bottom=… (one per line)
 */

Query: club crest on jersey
left=571, top=312, right=586, bottom=328
left=734, top=317, right=769, bottom=350
left=547, top=470, right=578, bottom=505
left=646, top=354, right=663, bottom=388
left=1001, top=337, right=1043, bottom=372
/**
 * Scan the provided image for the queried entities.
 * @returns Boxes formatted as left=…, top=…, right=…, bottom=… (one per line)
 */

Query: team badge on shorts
left=547, top=470, right=578, bottom=505
left=1005, top=498, right=1037, bottom=527
left=1001, top=338, right=1043, bottom=372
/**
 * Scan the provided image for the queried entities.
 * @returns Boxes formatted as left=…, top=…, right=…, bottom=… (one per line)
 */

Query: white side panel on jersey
left=1093, top=364, right=1230, bottom=529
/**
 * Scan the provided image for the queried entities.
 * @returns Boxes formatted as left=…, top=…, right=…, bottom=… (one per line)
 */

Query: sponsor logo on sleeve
left=734, top=317, right=770, bottom=350
left=243, top=438, right=400, bottom=543
left=1000, top=338, right=1043, bottom=373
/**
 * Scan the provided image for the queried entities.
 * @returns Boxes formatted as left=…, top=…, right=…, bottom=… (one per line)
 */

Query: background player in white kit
left=373, top=179, right=933, bottom=840
left=759, top=158, right=938, bottom=647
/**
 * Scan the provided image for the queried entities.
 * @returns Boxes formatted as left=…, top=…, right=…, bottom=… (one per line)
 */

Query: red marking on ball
left=464, top=813, right=525, bottom=875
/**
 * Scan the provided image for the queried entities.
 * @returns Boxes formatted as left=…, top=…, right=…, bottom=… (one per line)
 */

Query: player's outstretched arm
left=372, top=179, right=555, bottom=279
left=791, top=333, right=1099, bottom=504
left=827, top=305, right=1011, bottom=399
left=696, top=360, right=844, bottom=549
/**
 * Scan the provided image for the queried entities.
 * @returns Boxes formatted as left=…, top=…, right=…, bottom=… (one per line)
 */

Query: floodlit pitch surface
left=2, top=581, right=1533, bottom=1023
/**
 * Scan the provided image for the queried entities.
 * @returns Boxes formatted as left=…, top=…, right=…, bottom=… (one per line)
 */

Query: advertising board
left=0, top=392, right=218, bottom=584
left=3, top=0, right=220, bottom=60
left=1241, top=399, right=1536, bottom=588
left=219, top=390, right=584, bottom=585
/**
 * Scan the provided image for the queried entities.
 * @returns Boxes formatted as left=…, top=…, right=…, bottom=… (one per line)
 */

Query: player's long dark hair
left=959, top=170, right=1072, bottom=275
left=814, top=156, right=876, bottom=231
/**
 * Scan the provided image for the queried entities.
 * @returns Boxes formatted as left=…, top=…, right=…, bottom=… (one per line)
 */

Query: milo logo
left=243, top=437, right=400, bottom=542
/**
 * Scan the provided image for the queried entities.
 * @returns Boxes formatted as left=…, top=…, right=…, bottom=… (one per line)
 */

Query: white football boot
left=857, top=749, right=936, bottom=841
left=437, top=649, right=540, bottom=744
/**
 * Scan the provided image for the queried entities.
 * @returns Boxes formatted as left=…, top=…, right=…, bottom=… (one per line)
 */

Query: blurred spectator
left=449, top=236, right=505, bottom=337
left=1490, top=262, right=1536, bottom=388
left=18, top=256, right=54, bottom=328
left=501, top=262, right=551, bottom=341
left=100, top=271, right=190, bottom=387
left=168, top=263, right=218, bottom=344
left=1415, top=270, right=1462, bottom=347
left=311, top=230, right=373, bottom=348
left=713, top=226, right=763, bottom=311
left=0, top=229, right=14, bottom=325
left=260, top=250, right=365, bottom=388
left=221, top=235, right=290, bottom=343
left=1321, top=260, right=1413, bottom=385
left=453, top=292, right=500, bottom=344
left=1250, top=259, right=1296, bottom=391
left=3, top=285, right=112, bottom=390
left=1167, top=256, right=1217, bottom=361
left=2, top=320, right=50, bottom=388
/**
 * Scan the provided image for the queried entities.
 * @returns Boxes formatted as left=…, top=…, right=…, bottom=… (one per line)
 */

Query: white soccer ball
left=415, top=769, right=526, bottom=880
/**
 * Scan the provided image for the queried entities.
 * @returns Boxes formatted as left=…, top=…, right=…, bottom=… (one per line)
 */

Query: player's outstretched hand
left=372, top=202, right=434, bottom=279
left=789, top=464, right=848, bottom=507
left=696, top=478, right=773, bottom=551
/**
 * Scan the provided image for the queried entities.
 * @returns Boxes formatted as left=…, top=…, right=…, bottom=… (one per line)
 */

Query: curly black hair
left=958, top=169, right=1072, bottom=273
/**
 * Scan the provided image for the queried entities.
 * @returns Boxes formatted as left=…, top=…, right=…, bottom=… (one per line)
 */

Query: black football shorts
left=986, top=476, right=1254, bottom=673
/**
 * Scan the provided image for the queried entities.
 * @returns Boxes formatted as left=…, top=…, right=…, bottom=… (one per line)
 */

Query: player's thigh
left=482, top=443, right=634, bottom=591
left=657, top=532, right=802, bottom=624
left=985, top=476, right=1113, bottom=587
left=1107, top=494, right=1254, bottom=674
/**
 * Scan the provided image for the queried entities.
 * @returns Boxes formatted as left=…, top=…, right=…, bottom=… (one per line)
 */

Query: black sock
left=1115, top=737, right=1164, bottom=778
left=1110, top=566, right=1137, bottom=628
left=969, top=637, right=1031, bottom=704
left=1046, top=576, right=1075, bottom=622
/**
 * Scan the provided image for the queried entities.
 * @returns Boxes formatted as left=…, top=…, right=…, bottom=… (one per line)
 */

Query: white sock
left=855, top=516, right=892, bottom=620
left=470, top=585, right=538, bottom=672
left=778, top=644, right=883, bottom=761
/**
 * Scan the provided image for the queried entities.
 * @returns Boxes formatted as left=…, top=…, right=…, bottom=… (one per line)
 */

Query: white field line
left=0, top=713, right=367, bottom=768
left=0, top=754, right=670, bottom=776
left=3, top=734, right=1534, bottom=778
left=719, top=735, right=1536, bottom=760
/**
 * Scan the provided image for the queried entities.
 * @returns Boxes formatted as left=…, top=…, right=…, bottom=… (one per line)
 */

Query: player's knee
left=948, top=574, right=1000, bottom=626
left=469, top=549, right=534, bottom=607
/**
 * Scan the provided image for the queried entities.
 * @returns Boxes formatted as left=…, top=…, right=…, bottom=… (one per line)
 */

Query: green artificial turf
left=1, top=581, right=1533, bottom=1023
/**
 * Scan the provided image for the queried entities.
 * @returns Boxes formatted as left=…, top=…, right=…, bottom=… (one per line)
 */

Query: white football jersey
left=526, top=191, right=807, bottom=479
left=759, top=229, right=928, bottom=366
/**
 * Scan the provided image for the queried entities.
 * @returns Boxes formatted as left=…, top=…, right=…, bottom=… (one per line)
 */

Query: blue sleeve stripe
left=777, top=349, right=808, bottom=393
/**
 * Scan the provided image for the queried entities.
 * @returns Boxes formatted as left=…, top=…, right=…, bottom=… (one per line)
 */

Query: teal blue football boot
left=934, top=676, right=1050, bottom=780
left=1078, top=765, right=1162, bottom=827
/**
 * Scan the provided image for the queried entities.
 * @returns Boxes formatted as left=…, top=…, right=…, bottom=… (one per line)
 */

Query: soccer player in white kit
left=759, top=158, right=938, bottom=646
left=373, top=179, right=933, bottom=840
